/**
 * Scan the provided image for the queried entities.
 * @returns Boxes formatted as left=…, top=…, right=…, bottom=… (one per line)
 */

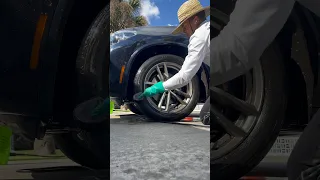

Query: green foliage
left=110, top=0, right=148, bottom=33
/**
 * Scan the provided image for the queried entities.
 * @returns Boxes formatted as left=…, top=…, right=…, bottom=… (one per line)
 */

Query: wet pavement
left=0, top=114, right=210, bottom=180
left=110, top=114, right=210, bottom=180
left=0, top=114, right=294, bottom=180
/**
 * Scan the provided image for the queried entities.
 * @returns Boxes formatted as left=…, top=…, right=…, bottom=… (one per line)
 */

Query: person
left=207, top=0, right=320, bottom=179
left=139, top=0, right=211, bottom=125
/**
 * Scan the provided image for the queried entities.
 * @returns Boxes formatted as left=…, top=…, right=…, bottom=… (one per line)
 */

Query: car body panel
left=0, top=0, right=107, bottom=119
left=0, top=0, right=58, bottom=117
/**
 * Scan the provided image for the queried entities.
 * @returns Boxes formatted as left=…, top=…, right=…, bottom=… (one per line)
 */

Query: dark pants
left=200, top=97, right=210, bottom=125
left=287, top=109, right=320, bottom=179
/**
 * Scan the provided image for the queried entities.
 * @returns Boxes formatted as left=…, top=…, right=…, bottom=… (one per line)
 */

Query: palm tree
left=110, top=0, right=148, bottom=33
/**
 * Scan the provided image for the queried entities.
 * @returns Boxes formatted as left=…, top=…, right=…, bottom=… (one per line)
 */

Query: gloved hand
left=139, top=81, right=166, bottom=98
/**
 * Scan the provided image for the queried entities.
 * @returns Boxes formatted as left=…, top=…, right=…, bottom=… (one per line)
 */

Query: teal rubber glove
left=139, top=81, right=166, bottom=98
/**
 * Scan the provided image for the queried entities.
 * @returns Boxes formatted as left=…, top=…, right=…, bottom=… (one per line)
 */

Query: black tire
left=134, top=54, right=200, bottom=121
left=54, top=131, right=107, bottom=169
left=126, top=103, right=143, bottom=115
left=54, top=5, right=109, bottom=169
left=211, top=42, right=287, bottom=179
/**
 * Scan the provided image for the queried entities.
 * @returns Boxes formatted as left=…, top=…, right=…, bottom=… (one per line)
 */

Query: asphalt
left=0, top=113, right=294, bottom=180
left=110, top=115, right=210, bottom=180
left=0, top=114, right=210, bottom=180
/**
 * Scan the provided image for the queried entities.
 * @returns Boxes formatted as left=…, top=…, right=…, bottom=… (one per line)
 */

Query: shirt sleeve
left=210, top=0, right=295, bottom=88
left=163, top=32, right=207, bottom=90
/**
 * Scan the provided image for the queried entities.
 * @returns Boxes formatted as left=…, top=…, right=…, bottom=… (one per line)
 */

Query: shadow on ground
left=3, top=166, right=109, bottom=180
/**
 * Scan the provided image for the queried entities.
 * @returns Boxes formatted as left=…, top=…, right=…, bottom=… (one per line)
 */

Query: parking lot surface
left=0, top=113, right=296, bottom=180
left=110, top=114, right=210, bottom=180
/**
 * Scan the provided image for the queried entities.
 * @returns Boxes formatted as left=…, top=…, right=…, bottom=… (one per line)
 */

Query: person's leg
left=287, top=109, right=320, bottom=179
left=200, top=97, right=210, bottom=125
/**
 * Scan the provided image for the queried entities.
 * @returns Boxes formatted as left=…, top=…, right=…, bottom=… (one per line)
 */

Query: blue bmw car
left=109, top=26, right=210, bottom=121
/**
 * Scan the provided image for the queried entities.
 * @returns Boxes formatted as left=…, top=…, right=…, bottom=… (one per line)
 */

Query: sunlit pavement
left=110, top=114, right=210, bottom=180
left=0, top=113, right=298, bottom=180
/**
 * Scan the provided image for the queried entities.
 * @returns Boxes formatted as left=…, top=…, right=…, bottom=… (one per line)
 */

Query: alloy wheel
left=143, top=62, right=193, bottom=113
left=210, top=7, right=264, bottom=160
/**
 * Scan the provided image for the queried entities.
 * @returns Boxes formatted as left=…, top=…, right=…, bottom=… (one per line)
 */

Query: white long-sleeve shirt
left=162, top=20, right=210, bottom=90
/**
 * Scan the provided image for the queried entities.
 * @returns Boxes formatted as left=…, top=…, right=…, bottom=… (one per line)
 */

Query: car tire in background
left=210, top=4, right=288, bottom=179
left=211, top=42, right=287, bottom=179
left=54, top=5, right=109, bottom=169
left=134, top=54, right=200, bottom=121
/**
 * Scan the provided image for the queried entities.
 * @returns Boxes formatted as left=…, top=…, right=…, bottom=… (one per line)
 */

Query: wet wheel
left=133, top=54, right=200, bottom=121
left=54, top=4, right=109, bottom=169
left=210, top=6, right=287, bottom=180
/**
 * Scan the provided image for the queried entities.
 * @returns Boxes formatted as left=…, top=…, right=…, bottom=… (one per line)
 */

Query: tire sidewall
left=54, top=5, right=110, bottom=169
left=211, top=42, right=287, bottom=179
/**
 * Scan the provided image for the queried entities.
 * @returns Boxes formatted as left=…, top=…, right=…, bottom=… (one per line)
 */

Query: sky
left=138, top=0, right=210, bottom=26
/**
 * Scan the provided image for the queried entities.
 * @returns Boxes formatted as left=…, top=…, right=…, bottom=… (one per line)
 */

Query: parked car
left=0, top=1, right=110, bottom=169
left=109, top=26, right=210, bottom=121
left=211, top=1, right=320, bottom=180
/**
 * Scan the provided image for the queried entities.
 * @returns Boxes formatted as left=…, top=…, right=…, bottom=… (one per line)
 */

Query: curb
left=111, top=111, right=203, bottom=122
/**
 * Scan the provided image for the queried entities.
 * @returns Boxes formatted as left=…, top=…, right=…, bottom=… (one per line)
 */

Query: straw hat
left=172, top=0, right=210, bottom=34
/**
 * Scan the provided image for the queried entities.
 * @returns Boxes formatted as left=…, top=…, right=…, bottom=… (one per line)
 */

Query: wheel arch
left=123, top=43, right=209, bottom=102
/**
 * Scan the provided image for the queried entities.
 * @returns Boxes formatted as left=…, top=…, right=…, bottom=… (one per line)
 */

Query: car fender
left=122, top=41, right=187, bottom=95
left=122, top=41, right=209, bottom=98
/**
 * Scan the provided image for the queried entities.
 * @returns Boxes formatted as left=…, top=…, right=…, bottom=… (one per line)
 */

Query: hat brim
left=172, top=6, right=210, bottom=35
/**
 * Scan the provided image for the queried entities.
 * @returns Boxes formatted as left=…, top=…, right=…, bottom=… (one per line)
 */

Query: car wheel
left=133, top=54, right=200, bottom=121
left=54, top=131, right=107, bottom=169
left=54, top=5, right=109, bottom=169
left=211, top=7, right=287, bottom=180
left=126, top=103, right=143, bottom=115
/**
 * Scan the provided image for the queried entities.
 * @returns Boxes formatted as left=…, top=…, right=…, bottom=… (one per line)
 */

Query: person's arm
left=210, top=0, right=296, bottom=88
left=162, top=32, right=208, bottom=90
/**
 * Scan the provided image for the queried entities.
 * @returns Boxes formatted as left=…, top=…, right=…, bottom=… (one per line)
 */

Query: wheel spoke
left=158, top=92, right=166, bottom=108
left=171, top=91, right=187, bottom=105
left=174, top=89, right=191, bottom=98
left=156, top=65, right=164, bottom=81
left=165, top=91, right=171, bottom=111
left=145, top=81, right=155, bottom=85
left=211, top=87, right=259, bottom=116
left=163, top=63, right=169, bottom=79
left=211, top=105, right=247, bottom=137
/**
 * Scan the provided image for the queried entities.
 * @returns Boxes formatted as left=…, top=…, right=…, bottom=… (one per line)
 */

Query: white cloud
left=167, top=24, right=177, bottom=26
left=140, top=0, right=160, bottom=24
